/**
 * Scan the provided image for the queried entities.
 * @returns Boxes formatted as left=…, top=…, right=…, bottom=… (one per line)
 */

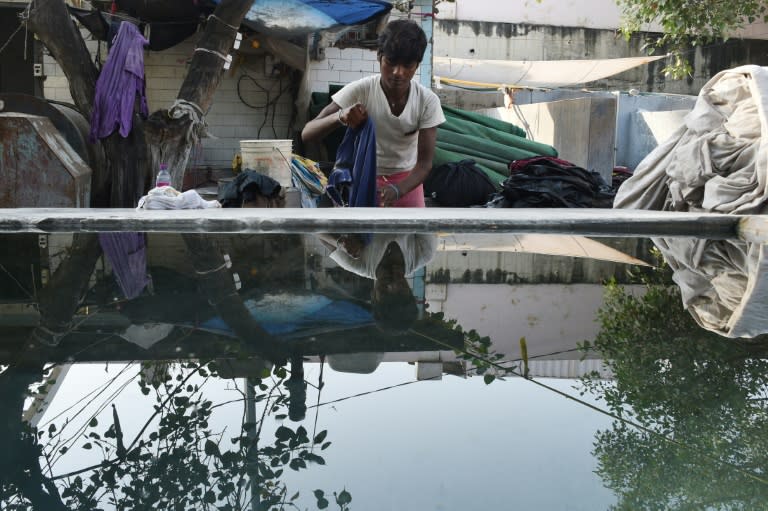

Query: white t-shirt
left=332, top=75, right=446, bottom=175
left=330, top=234, right=438, bottom=279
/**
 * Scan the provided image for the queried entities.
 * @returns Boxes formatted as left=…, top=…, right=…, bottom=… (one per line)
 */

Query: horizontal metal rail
left=0, top=207, right=755, bottom=239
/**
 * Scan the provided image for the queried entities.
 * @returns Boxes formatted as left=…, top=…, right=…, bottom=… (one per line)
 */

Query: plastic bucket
left=240, top=139, right=293, bottom=186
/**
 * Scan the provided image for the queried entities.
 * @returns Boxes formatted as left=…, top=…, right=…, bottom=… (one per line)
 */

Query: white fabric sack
left=615, top=65, right=768, bottom=338
left=137, top=186, right=221, bottom=210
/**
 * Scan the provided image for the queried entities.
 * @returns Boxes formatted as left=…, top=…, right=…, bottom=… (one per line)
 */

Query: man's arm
left=380, top=126, right=437, bottom=206
left=301, top=102, right=368, bottom=143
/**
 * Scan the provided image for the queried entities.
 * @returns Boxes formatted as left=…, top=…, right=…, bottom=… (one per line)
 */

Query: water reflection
left=0, top=232, right=766, bottom=510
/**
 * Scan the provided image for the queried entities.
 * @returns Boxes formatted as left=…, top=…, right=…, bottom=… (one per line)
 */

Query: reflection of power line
left=410, top=329, right=768, bottom=487
left=307, top=377, right=439, bottom=410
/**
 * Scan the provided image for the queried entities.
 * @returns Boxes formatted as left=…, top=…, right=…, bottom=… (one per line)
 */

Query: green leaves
left=616, top=0, right=767, bottom=78
left=314, top=430, right=328, bottom=444
left=275, top=425, right=293, bottom=442
left=336, top=489, right=352, bottom=506
left=583, top=254, right=768, bottom=509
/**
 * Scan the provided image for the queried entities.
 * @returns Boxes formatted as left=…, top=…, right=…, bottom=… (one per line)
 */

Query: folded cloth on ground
left=137, top=186, right=221, bottom=210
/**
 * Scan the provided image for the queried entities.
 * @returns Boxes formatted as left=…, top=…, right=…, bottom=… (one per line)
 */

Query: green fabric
left=309, top=85, right=346, bottom=161
left=433, top=147, right=506, bottom=189
left=442, top=105, right=527, bottom=138
left=437, top=141, right=512, bottom=174
left=435, top=142, right=511, bottom=176
left=440, top=115, right=558, bottom=157
left=437, top=128, right=542, bottom=166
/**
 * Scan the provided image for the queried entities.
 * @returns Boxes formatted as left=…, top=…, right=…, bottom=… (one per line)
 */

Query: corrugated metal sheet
left=525, top=359, right=613, bottom=379
left=0, top=113, right=91, bottom=207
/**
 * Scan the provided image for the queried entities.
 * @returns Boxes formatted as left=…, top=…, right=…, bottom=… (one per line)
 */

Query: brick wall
left=43, top=32, right=293, bottom=169
left=305, top=2, right=434, bottom=94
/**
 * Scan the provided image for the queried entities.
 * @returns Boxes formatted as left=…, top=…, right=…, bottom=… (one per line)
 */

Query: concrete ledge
left=0, top=207, right=747, bottom=239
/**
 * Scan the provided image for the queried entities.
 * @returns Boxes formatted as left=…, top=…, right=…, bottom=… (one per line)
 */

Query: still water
left=1, top=231, right=766, bottom=510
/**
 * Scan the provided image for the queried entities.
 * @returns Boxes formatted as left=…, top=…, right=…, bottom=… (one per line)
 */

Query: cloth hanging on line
left=98, top=232, right=151, bottom=300
left=89, top=21, right=149, bottom=142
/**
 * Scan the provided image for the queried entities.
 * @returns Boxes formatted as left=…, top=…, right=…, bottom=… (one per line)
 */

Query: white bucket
left=240, top=139, right=293, bottom=186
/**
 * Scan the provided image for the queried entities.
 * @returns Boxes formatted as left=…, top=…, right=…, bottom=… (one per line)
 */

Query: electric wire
left=409, top=328, right=768, bottom=487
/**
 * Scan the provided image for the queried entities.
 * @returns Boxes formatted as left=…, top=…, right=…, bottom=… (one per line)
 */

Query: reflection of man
left=319, top=233, right=438, bottom=331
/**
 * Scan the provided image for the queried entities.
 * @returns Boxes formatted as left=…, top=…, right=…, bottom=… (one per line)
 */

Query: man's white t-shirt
left=330, top=234, right=438, bottom=279
left=332, top=75, right=446, bottom=175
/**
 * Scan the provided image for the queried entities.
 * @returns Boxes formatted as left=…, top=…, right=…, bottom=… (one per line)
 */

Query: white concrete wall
left=437, top=0, right=624, bottom=29
left=439, top=0, right=767, bottom=39
left=425, top=282, right=642, bottom=361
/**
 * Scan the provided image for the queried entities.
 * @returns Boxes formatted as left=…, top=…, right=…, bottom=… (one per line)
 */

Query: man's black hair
left=377, top=19, right=427, bottom=65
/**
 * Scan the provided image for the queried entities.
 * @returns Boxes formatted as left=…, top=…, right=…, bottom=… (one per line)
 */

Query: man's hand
left=340, top=103, right=368, bottom=129
left=379, top=182, right=401, bottom=207
left=338, top=234, right=365, bottom=259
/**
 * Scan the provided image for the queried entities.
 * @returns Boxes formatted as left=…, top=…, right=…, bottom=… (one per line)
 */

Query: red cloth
left=376, top=171, right=425, bottom=207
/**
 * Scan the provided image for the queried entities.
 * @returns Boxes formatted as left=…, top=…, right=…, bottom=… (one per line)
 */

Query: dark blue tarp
left=221, top=0, right=392, bottom=36
left=197, top=294, right=373, bottom=337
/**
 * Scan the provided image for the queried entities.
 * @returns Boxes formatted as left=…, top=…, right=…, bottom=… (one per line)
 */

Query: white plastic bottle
left=155, top=163, right=171, bottom=188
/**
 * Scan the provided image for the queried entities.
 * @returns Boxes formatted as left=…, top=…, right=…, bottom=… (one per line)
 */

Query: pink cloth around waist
left=376, top=171, right=425, bottom=207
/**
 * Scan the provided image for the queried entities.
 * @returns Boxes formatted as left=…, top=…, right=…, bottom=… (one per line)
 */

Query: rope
left=168, top=99, right=210, bottom=143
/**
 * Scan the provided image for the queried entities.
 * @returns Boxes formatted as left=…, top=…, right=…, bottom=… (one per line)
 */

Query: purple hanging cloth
left=98, top=233, right=151, bottom=299
left=89, top=21, right=149, bottom=142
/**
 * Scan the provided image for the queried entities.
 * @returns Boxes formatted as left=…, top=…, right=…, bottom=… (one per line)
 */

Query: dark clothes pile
left=423, top=159, right=497, bottom=207
left=218, top=171, right=283, bottom=208
left=485, top=156, right=615, bottom=208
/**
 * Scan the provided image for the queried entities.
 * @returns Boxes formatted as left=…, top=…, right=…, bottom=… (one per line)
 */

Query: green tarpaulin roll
left=437, top=129, right=541, bottom=167
left=435, top=141, right=511, bottom=176
left=440, top=113, right=558, bottom=157
left=442, top=105, right=527, bottom=138
left=434, top=106, right=558, bottom=177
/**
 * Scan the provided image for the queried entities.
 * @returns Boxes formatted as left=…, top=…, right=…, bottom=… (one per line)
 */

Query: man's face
left=379, top=55, right=419, bottom=95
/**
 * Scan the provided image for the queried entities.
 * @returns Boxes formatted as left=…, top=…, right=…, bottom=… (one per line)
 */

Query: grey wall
left=434, top=20, right=768, bottom=96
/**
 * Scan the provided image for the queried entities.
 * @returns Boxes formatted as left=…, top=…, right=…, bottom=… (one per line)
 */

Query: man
left=301, top=19, right=445, bottom=207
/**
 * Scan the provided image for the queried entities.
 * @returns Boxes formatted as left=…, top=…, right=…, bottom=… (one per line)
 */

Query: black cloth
left=487, top=156, right=615, bottom=208
left=423, top=159, right=497, bottom=207
left=218, top=170, right=282, bottom=208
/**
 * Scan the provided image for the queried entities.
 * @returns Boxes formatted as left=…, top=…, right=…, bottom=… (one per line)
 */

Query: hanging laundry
left=98, top=232, right=151, bottom=300
left=89, top=21, right=149, bottom=142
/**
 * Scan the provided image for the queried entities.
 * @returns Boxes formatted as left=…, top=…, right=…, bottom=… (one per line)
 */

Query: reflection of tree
left=582, top=261, right=768, bottom=510
left=0, top=360, right=345, bottom=510
left=0, top=233, right=348, bottom=510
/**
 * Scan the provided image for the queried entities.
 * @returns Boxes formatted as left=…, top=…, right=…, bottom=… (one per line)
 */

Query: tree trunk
left=30, top=233, right=101, bottom=347
left=29, top=0, right=252, bottom=204
left=0, top=364, right=68, bottom=510
left=28, top=0, right=145, bottom=207
left=145, top=0, right=254, bottom=189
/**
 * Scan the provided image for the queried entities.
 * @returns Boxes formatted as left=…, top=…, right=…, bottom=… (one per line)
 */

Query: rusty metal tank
left=0, top=93, right=103, bottom=207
